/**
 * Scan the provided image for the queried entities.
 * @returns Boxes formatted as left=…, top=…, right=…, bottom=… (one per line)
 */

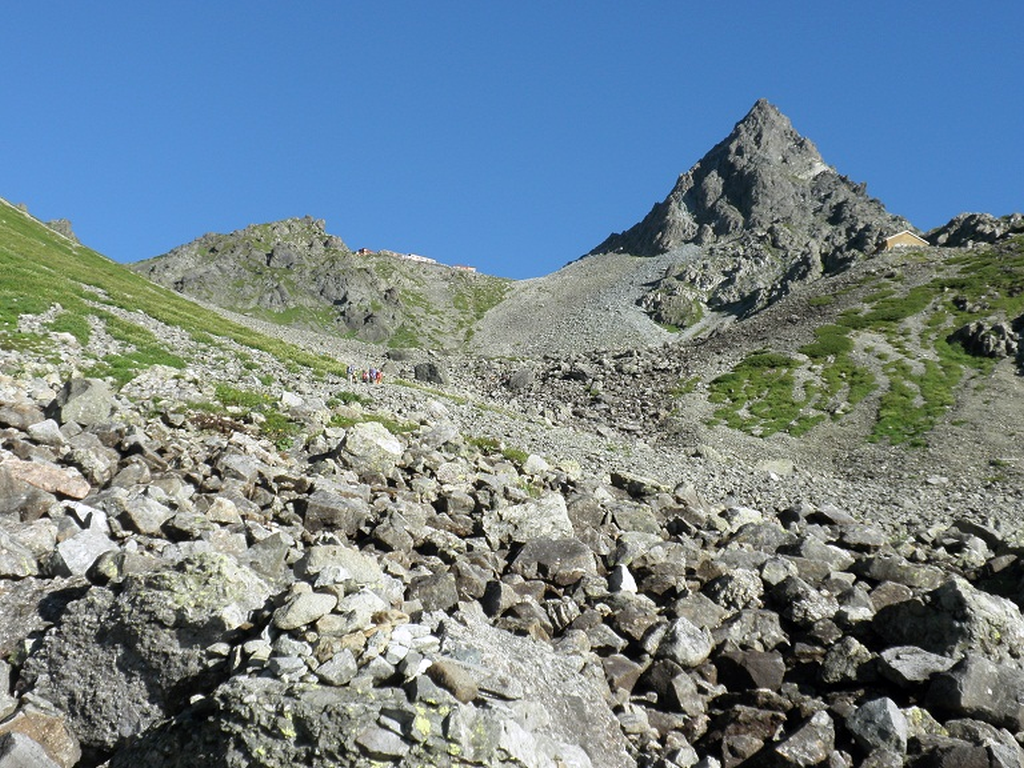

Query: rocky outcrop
left=928, top=212, right=1024, bottom=248
left=130, top=217, right=374, bottom=327
left=130, top=217, right=510, bottom=349
left=45, top=220, right=78, bottom=243
left=948, top=319, right=1020, bottom=360
left=590, top=99, right=910, bottom=260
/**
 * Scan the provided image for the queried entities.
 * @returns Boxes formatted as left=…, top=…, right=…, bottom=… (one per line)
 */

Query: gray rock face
left=22, top=553, right=271, bottom=752
left=655, top=617, right=714, bottom=668
left=482, top=492, right=574, bottom=545
left=948, top=319, right=1020, bottom=360
left=439, top=610, right=635, bottom=768
left=50, top=526, right=117, bottom=577
left=272, top=591, right=337, bottom=630
left=47, top=378, right=115, bottom=427
left=412, top=361, right=448, bottom=385
left=337, top=420, right=404, bottom=480
left=588, top=99, right=913, bottom=319
left=927, top=654, right=1024, bottom=731
left=771, top=710, right=835, bottom=767
left=878, top=645, right=956, bottom=687
left=927, top=212, right=1024, bottom=247
left=846, top=698, right=908, bottom=755
left=44, top=219, right=78, bottom=243
left=591, top=99, right=910, bottom=259
left=874, top=577, right=1024, bottom=664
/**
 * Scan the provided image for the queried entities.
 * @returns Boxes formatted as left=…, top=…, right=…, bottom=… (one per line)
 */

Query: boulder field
left=2, top=361, right=1024, bottom=767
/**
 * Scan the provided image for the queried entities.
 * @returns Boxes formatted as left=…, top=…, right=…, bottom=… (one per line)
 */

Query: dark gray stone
left=772, top=710, right=835, bottom=767
left=927, top=654, right=1024, bottom=731
left=509, top=536, right=596, bottom=586
left=878, top=645, right=956, bottom=687
left=301, top=489, right=371, bottom=536
left=413, top=361, right=447, bottom=385
left=22, top=553, right=271, bottom=751
left=847, top=698, right=908, bottom=755
left=715, top=649, right=786, bottom=691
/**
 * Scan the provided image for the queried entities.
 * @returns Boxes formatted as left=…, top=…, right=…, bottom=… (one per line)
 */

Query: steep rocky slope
left=589, top=99, right=909, bottom=259
left=467, top=250, right=693, bottom=357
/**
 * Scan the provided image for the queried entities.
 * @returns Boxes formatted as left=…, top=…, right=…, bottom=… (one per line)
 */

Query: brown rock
left=0, top=457, right=89, bottom=500
left=426, top=658, right=479, bottom=703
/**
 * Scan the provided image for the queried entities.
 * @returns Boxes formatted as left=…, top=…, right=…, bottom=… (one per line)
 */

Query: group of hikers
left=347, top=364, right=384, bottom=384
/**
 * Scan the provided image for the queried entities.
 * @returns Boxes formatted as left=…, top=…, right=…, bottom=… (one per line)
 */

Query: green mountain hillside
left=130, top=217, right=511, bottom=349
left=0, top=199, right=346, bottom=383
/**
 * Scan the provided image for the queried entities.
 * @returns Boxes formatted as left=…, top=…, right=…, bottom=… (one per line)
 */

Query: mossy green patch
left=709, top=352, right=823, bottom=436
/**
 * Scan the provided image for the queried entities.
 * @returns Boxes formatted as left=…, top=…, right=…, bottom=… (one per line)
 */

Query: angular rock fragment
left=510, top=536, right=597, bottom=586
left=847, top=698, right=908, bottom=755
left=927, top=654, right=1024, bottom=731
left=22, top=553, right=271, bottom=751
left=656, top=617, right=714, bottom=668
left=771, top=710, right=835, bottom=767
left=715, top=649, right=786, bottom=691
left=878, top=645, right=956, bottom=687
left=273, top=591, right=338, bottom=631
left=48, top=378, right=115, bottom=427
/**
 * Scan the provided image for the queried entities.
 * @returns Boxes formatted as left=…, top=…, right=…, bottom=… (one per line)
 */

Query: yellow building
left=882, top=230, right=928, bottom=250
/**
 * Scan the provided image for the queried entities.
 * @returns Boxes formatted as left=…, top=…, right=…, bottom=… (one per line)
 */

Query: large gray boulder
left=108, top=606, right=637, bottom=768
left=47, top=378, right=115, bottom=427
left=481, top=492, right=574, bottom=546
left=438, top=608, right=636, bottom=768
left=874, top=577, right=1024, bottom=664
left=337, top=421, right=404, bottom=480
left=22, top=553, right=272, bottom=752
left=846, top=698, right=908, bottom=755
left=927, top=654, right=1024, bottom=731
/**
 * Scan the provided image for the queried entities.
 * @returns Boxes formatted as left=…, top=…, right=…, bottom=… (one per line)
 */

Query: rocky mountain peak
left=589, top=99, right=911, bottom=260
left=723, top=98, right=829, bottom=179
left=728, top=97, right=814, bottom=153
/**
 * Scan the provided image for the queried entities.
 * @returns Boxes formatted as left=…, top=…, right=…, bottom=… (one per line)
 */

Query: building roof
left=884, top=229, right=928, bottom=244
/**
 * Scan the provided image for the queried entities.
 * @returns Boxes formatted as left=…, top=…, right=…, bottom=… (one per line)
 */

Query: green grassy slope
left=0, top=199, right=348, bottom=384
left=702, top=237, right=1024, bottom=446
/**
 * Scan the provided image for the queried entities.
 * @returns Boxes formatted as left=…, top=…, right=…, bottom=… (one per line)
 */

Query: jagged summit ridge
left=589, top=98, right=911, bottom=259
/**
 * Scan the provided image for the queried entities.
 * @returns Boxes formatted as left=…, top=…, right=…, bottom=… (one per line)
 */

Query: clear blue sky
left=4, top=3, right=1022, bottom=279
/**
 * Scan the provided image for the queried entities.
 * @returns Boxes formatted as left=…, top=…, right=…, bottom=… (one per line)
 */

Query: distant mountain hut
left=881, top=230, right=928, bottom=250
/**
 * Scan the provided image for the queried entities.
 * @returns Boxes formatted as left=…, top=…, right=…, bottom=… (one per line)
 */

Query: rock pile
left=2, top=362, right=1024, bottom=768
